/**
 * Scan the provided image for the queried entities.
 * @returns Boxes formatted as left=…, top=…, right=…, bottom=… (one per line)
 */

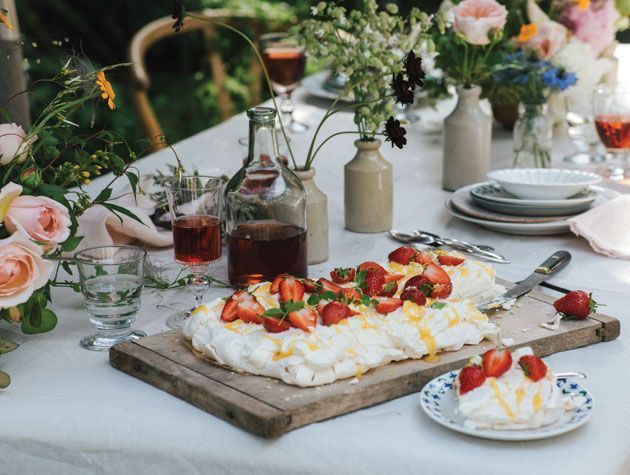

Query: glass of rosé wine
left=593, top=84, right=630, bottom=180
left=164, top=176, right=224, bottom=329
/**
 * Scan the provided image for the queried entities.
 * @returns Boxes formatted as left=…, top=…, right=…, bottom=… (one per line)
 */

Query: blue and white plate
left=420, top=370, right=594, bottom=441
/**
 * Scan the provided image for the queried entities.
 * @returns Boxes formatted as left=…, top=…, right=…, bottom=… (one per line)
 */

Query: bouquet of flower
left=0, top=25, right=143, bottom=386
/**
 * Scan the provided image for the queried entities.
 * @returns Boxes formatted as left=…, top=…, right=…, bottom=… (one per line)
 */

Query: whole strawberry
left=553, top=290, right=599, bottom=319
left=518, top=355, right=548, bottom=382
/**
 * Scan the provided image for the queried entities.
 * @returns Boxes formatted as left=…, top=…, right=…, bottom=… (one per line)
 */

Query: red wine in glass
left=227, top=220, right=307, bottom=288
left=262, top=47, right=306, bottom=94
left=594, top=114, right=630, bottom=151
left=172, top=215, right=222, bottom=265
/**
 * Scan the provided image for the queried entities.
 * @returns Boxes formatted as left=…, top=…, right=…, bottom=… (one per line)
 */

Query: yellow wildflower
left=96, top=70, right=116, bottom=110
left=517, top=23, right=538, bottom=43
left=0, top=10, right=14, bottom=30
left=83, top=179, right=92, bottom=185
left=81, top=171, right=90, bottom=177
left=577, top=0, right=590, bottom=10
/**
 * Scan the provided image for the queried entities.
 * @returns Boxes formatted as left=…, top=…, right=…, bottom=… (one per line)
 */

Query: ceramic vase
left=294, top=168, right=329, bottom=264
left=344, top=139, right=393, bottom=233
left=443, top=86, right=492, bottom=191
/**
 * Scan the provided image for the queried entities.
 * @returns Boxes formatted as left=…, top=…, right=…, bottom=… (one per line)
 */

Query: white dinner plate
left=419, top=370, right=594, bottom=442
left=444, top=200, right=571, bottom=235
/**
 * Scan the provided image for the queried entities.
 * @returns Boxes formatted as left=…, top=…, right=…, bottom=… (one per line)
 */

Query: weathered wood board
left=110, top=282, right=620, bottom=438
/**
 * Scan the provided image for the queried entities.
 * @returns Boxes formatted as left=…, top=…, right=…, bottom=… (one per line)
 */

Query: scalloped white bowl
left=486, top=169, right=602, bottom=200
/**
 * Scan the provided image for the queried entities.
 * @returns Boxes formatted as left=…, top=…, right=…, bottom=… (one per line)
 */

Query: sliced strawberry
left=317, top=299, right=331, bottom=316
left=431, top=282, right=453, bottom=299
left=236, top=294, right=265, bottom=324
left=437, top=255, right=465, bottom=266
left=413, top=251, right=434, bottom=265
left=220, top=291, right=242, bottom=322
left=388, top=246, right=418, bottom=265
left=341, top=287, right=362, bottom=303
left=459, top=365, right=486, bottom=395
left=288, top=308, right=317, bottom=332
left=403, top=275, right=434, bottom=297
left=357, top=261, right=387, bottom=275
left=330, top=267, right=356, bottom=284
left=482, top=349, right=512, bottom=378
left=379, top=280, right=398, bottom=297
left=318, top=278, right=342, bottom=294
left=362, top=269, right=386, bottom=297
left=383, top=273, right=404, bottom=283
left=301, top=278, right=319, bottom=294
left=278, top=276, right=304, bottom=303
left=263, top=316, right=291, bottom=333
left=423, top=263, right=452, bottom=299
left=321, top=301, right=353, bottom=326
left=375, top=297, right=403, bottom=315
left=553, top=290, right=599, bottom=319
left=270, top=274, right=288, bottom=294
left=400, top=287, right=427, bottom=306
left=518, top=355, right=548, bottom=382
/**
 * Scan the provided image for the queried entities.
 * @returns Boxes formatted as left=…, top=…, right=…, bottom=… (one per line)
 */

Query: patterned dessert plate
left=419, top=370, right=594, bottom=441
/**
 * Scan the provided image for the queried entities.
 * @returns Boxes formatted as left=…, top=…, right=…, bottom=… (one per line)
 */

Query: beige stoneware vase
left=443, top=86, right=492, bottom=191
left=294, top=168, right=329, bottom=264
left=344, top=139, right=393, bottom=233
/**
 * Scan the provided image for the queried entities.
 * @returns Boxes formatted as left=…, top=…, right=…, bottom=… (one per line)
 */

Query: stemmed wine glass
left=164, top=176, right=224, bottom=329
left=593, top=84, right=630, bottom=180
left=260, top=32, right=308, bottom=133
left=563, top=94, right=605, bottom=165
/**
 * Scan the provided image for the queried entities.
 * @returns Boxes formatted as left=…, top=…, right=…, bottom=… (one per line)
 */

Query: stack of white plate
left=445, top=169, right=619, bottom=235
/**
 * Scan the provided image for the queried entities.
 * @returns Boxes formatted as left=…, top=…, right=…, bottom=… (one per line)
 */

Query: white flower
left=0, top=123, right=37, bottom=165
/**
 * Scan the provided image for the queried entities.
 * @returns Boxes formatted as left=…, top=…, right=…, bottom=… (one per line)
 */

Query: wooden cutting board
left=109, top=281, right=619, bottom=438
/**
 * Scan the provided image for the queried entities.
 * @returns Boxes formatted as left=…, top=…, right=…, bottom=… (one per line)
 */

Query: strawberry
left=301, top=278, right=319, bottom=294
left=383, top=273, right=404, bottom=283
left=413, top=251, right=434, bottom=265
left=423, top=263, right=453, bottom=299
left=459, top=365, right=486, bottom=395
left=330, top=267, right=356, bottom=284
left=263, top=316, right=291, bottom=333
left=553, top=290, right=599, bottom=319
left=270, top=274, right=289, bottom=294
left=318, top=278, right=342, bottom=294
left=279, top=277, right=304, bottom=303
left=400, top=287, right=427, bottom=306
left=362, top=269, right=386, bottom=297
left=341, top=287, right=362, bottom=303
left=379, top=280, right=398, bottom=297
left=357, top=261, right=387, bottom=275
left=518, top=355, right=548, bottom=382
left=321, top=301, right=353, bottom=326
left=287, top=308, right=317, bottom=332
left=375, top=298, right=403, bottom=315
left=317, top=299, right=332, bottom=316
left=403, top=275, right=434, bottom=297
left=437, top=255, right=465, bottom=266
left=236, top=294, right=265, bottom=324
left=481, top=349, right=512, bottom=378
left=220, top=291, right=242, bottom=322
left=388, top=246, right=418, bottom=265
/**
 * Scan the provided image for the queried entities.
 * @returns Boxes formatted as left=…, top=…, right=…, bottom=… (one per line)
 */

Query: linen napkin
left=568, top=195, right=630, bottom=259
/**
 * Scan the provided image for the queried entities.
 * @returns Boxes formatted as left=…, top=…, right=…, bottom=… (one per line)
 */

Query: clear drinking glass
left=75, top=245, right=147, bottom=351
left=164, top=176, right=224, bottom=329
left=260, top=32, right=308, bottom=133
left=593, top=84, right=630, bottom=180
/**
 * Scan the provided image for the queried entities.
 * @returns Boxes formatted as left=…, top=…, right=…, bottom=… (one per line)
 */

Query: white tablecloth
left=2, top=58, right=630, bottom=474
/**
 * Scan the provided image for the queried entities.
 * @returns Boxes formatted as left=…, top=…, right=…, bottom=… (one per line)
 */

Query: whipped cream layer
left=457, top=347, right=563, bottom=430
left=183, top=282, right=499, bottom=387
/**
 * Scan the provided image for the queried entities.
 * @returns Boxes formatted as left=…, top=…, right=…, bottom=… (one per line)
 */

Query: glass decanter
left=225, top=107, right=307, bottom=288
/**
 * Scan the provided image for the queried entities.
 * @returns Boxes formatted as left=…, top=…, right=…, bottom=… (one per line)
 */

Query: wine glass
left=260, top=32, right=308, bottom=134
left=593, top=84, right=630, bottom=180
left=563, top=94, right=605, bottom=165
left=164, top=176, right=224, bottom=329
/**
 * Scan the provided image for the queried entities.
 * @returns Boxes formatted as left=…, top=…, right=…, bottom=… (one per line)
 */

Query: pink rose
left=561, top=0, right=619, bottom=56
left=0, top=232, right=53, bottom=307
left=5, top=195, right=71, bottom=246
left=0, top=123, right=37, bottom=165
left=453, top=0, right=508, bottom=45
left=522, top=21, right=568, bottom=59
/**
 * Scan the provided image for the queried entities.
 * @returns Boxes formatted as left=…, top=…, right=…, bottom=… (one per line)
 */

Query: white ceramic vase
left=443, top=86, right=492, bottom=191
left=344, top=139, right=393, bottom=233
left=294, top=167, right=328, bottom=264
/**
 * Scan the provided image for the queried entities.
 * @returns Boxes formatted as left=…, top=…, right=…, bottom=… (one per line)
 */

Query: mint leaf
left=430, top=302, right=447, bottom=310
left=285, top=300, right=305, bottom=313
left=262, top=308, right=285, bottom=318
left=355, top=269, right=367, bottom=289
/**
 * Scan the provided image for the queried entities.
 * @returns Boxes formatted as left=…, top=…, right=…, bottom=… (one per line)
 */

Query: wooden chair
left=129, top=9, right=282, bottom=150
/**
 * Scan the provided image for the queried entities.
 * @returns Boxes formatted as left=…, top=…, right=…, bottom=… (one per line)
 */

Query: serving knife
left=477, top=250, right=572, bottom=312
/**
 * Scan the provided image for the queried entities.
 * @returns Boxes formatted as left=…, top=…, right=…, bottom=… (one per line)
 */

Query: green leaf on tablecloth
left=0, top=339, right=18, bottom=354
left=61, top=235, right=83, bottom=252
left=0, top=370, right=10, bottom=388
left=21, top=307, right=57, bottom=334
left=102, top=203, right=146, bottom=227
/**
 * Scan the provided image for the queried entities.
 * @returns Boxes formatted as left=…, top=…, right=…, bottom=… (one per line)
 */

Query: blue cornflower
left=542, top=67, right=577, bottom=91
left=505, top=51, right=525, bottom=62
left=556, top=71, right=577, bottom=90
left=513, top=73, right=530, bottom=85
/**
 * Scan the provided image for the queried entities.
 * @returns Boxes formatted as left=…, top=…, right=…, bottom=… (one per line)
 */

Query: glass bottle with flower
left=494, top=50, right=577, bottom=168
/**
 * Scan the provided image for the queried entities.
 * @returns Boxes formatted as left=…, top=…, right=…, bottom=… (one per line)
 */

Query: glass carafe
left=225, top=107, right=307, bottom=288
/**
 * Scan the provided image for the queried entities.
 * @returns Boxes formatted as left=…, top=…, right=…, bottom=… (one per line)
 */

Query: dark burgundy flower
left=384, top=116, right=407, bottom=149
left=391, top=73, right=414, bottom=105
left=172, top=0, right=187, bottom=32
left=404, top=51, right=425, bottom=88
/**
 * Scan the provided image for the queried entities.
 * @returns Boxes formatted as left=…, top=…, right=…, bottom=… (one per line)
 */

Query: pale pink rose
left=561, top=0, right=619, bottom=56
left=5, top=195, right=71, bottom=246
left=523, top=21, right=568, bottom=59
left=0, top=123, right=37, bottom=165
left=453, top=0, right=508, bottom=45
left=0, top=232, right=53, bottom=308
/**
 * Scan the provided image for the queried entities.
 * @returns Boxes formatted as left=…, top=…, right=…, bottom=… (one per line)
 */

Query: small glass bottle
left=225, top=107, right=307, bottom=288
